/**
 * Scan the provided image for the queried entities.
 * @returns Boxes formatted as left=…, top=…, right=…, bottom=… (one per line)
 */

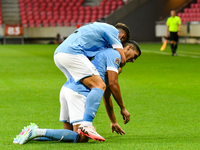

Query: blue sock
left=45, top=129, right=79, bottom=143
left=83, top=88, right=104, bottom=122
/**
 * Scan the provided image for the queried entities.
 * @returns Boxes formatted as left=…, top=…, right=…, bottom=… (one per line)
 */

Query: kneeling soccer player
left=13, top=40, right=141, bottom=144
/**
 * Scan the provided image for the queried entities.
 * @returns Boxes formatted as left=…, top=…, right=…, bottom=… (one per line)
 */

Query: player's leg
left=73, top=124, right=89, bottom=142
left=170, top=32, right=178, bottom=56
left=77, top=75, right=105, bottom=141
left=65, top=85, right=105, bottom=141
left=173, top=32, right=179, bottom=56
left=30, top=86, right=74, bottom=142
left=32, top=122, right=73, bottom=142
left=80, top=75, right=105, bottom=126
left=63, top=122, right=73, bottom=130
left=54, top=53, right=105, bottom=141
left=14, top=123, right=79, bottom=145
left=170, top=31, right=175, bottom=55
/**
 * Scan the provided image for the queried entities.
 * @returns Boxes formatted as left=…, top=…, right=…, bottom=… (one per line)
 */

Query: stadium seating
left=0, top=0, right=2, bottom=26
left=177, top=0, right=200, bottom=23
left=18, top=0, right=124, bottom=27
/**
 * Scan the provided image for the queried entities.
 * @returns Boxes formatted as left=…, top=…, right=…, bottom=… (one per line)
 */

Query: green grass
left=0, top=43, right=200, bottom=150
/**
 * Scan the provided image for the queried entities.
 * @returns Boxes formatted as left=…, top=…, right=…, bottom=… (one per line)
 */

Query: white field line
left=142, top=50, right=200, bottom=58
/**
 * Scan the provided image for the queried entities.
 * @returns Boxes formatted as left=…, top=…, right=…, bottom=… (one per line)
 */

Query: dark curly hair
left=115, top=23, right=131, bottom=42
left=123, top=40, right=141, bottom=56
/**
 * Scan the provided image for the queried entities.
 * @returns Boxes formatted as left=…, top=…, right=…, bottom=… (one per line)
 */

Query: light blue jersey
left=63, top=48, right=121, bottom=97
left=54, top=22, right=123, bottom=58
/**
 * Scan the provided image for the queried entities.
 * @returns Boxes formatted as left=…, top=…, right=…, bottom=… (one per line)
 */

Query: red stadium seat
left=177, top=13, right=182, bottom=17
left=85, top=15, right=91, bottom=20
left=190, top=3, right=195, bottom=8
left=42, top=20, right=49, bottom=27
left=79, top=6, right=85, bottom=11
left=55, top=3, right=61, bottom=8
left=50, top=20, right=57, bottom=27
left=25, top=0, right=31, bottom=3
left=77, top=18, right=84, bottom=25
left=22, top=19, right=28, bottom=27
left=39, top=0, right=45, bottom=3
left=53, top=14, right=59, bottom=21
left=32, top=0, right=38, bottom=3
left=70, top=19, right=78, bottom=26
left=59, top=15, right=65, bottom=21
left=53, top=11, right=59, bottom=16
left=79, top=10, right=85, bottom=16
left=17, top=0, right=125, bottom=27
left=57, top=20, right=63, bottom=26
left=33, top=6, right=39, bottom=12
left=117, top=0, right=124, bottom=7
left=34, top=14, right=40, bottom=20
left=35, top=19, right=42, bottom=27
left=83, top=19, right=90, bottom=24
left=46, top=0, right=51, bottom=3
left=63, top=20, right=70, bottom=26
left=40, top=15, right=46, bottom=20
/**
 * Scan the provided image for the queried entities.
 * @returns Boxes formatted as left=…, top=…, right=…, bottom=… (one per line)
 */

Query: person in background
left=166, top=10, right=181, bottom=56
left=48, top=33, right=64, bottom=44
left=54, top=33, right=63, bottom=44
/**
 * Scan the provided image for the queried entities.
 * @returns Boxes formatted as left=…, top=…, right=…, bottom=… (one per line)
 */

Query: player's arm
left=115, top=48, right=126, bottom=67
left=103, top=26, right=126, bottom=67
left=107, top=70, right=130, bottom=124
left=178, top=24, right=181, bottom=36
left=103, top=87, right=125, bottom=135
left=166, top=25, right=169, bottom=38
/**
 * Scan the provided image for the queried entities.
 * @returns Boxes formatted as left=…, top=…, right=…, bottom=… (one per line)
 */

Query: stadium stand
left=177, top=0, right=200, bottom=23
left=19, top=0, right=125, bottom=27
left=0, top=0, right=2, bottom=26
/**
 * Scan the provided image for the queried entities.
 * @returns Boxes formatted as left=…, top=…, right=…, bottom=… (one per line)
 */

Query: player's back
left=54, top=22, right=120, bottom=57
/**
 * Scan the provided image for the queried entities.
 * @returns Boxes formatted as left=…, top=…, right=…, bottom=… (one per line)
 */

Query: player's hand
left=118, top=67, right=122, bottom=74
left=111, top=123, right=125, bottom=135
left=121, top=108, right=130, bottom=124
left=178, top=31, right=181, bottom=36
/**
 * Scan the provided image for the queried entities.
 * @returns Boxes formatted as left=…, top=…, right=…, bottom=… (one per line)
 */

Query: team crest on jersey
left=114, top=57, right=120, bottom=65
left=92, top=66, right=97, bottom=72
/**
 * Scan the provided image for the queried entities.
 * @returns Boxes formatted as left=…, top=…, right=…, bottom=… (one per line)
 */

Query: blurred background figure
left=54, top=33, right=64, bottom=44
left=49, top=33, right=63, bottom=44
left=166, top=10, right=181, bottom=56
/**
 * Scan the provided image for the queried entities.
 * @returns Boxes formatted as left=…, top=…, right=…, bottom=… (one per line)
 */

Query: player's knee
left=98, top=81, right=106, bottom=91
left=91, top=80, right=106, bottom=91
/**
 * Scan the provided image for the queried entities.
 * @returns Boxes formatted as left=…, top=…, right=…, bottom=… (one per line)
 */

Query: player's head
left=115, top=23, right=131, bottom=43
left=170, top=10, right=176, bottom=17
left=123, top=40, right=141, bottom=63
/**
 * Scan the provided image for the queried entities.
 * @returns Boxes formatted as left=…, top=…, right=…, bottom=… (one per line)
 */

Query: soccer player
left=54, top=22, right=131, bottom=140
left=14, top=40, right=141, bottom=144
left=166, top=10, right=181, bottom=56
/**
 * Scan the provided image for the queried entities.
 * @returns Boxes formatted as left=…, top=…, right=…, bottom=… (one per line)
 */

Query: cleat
left=13, top=126, right=30, bottom=144
left=19, top=123, right=38, bottom=145
left=78, top=125, right=105, bottom=142
left=13, top=136, right=21, bottom=144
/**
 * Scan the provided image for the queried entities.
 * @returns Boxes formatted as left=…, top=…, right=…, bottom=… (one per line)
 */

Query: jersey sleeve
left=106, top=50, right=121, bottom=73
left=166, top=18, right=170, bottom=26
left=102, top=25, right=123, bottom=49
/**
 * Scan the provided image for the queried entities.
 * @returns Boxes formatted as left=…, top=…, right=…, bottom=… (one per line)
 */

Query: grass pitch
left=0, top=43, right=200, bottom=150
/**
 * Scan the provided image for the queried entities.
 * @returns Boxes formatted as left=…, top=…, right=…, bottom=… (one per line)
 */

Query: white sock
left=81, top=121, right=93, bottom=126
left=36, top=129, right=47, bottom=136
